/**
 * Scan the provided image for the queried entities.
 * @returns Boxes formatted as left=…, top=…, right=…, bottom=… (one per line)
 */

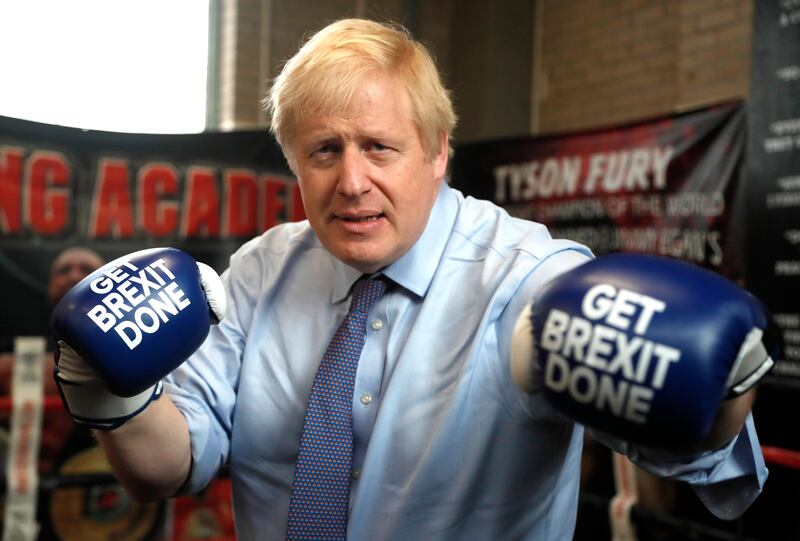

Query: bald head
left=48, top=247, right=105, bottom=306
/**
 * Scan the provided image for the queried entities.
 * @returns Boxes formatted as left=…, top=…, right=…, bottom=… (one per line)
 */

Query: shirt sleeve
left=497, top=246, right=593, bottom=423
left=163, top=244, right=259, bottom=494
left=590, top=414, right=768, bottom=519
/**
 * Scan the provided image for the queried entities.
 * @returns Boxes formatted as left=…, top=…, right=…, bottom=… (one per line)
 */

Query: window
left=0, top=0, right=209, bottom=133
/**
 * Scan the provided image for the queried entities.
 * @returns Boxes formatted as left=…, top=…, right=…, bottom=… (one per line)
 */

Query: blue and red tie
left=286, top=277, right=386, bottom=540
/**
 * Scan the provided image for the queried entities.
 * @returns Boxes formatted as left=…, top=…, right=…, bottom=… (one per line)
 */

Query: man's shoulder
left=452, top=194, right=590, bottom=263
left=232, top=220, right=316, bottom=260
left=224, top=220, right=329, bottom=280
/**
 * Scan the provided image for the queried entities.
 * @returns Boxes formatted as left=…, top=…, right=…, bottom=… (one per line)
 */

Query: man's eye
left=369, top=142, right=390, bottom=152
left=313, top=143, right=338, bottom=156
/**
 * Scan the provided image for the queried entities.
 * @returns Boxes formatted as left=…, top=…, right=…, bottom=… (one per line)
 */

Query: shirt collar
left=330, top=182, right=459, bottom=303
left=332, top=262, right=364, bottom=304
left=383, top=182, right=457, bottom=298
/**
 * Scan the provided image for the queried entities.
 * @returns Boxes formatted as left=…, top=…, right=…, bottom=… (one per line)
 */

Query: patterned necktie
left=286, top=276, right=386, bottom=541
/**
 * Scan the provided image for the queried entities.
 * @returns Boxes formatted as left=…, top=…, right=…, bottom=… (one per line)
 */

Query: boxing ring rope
left=761, top=445, right=800, bottom=470
left=0, top=396, right=62, bottom=413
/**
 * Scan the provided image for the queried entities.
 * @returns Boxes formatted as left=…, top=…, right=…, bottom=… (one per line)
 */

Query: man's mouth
left=341, top=214, right=383, bottom=222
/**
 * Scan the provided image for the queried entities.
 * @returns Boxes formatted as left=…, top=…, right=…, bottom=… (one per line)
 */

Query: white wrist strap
left=725, top=328, right=774, bottom=398
left=56, top=342, right=159, bottom=429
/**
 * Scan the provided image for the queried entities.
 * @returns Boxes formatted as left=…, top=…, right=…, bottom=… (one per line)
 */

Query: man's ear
left=284, top=150, right=298, bottom=177
left=433, top=133, right=449, bottom=180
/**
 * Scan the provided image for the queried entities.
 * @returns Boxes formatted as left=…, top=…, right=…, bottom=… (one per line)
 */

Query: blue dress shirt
left=164, top=183, right=767, bottom=540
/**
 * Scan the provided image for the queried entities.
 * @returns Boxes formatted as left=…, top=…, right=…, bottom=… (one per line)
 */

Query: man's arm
left=95, top=395, right=191, bottom=501
left=507, top=252, right=773, bottom=517
left=699, top=388, right=755, bottom=452
left=50, top=247, right=226, bottom=501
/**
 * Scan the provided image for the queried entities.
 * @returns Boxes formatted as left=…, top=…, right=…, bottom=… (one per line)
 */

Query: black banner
left=0, top=115, right=302, bottom=345
left=742, top=0, right=800, bottom=456
left=745, top=0, right=800, bottom=384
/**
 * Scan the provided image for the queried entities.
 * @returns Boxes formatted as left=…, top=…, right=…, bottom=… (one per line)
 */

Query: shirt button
left=352, top=469, right=361, bottom=479
left=360, top=393, right=373, bottom=405
left=371, top=319, right=383, bottom=331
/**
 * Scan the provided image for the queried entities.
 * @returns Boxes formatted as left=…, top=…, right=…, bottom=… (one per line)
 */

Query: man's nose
left=67, top=266, right=87, bottom=285
left=337, top=147, right=371, bottom=198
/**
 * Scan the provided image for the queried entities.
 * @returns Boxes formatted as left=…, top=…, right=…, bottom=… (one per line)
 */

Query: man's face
left=289, top=73, right=448, bottom=274
left=48, top=249, right=104, bottom=306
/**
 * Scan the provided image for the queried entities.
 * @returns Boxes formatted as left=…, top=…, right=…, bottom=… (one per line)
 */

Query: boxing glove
left=51, top=247, right=226, bottom=429
left=510, top=253, right=775, bottom=447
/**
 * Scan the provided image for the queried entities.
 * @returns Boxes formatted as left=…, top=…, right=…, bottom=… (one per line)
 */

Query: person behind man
left=52, top=19, right=767, bottom=540
left=47, top=247, right=106, bottom=310
left=0, top=246, right=105, bottom=473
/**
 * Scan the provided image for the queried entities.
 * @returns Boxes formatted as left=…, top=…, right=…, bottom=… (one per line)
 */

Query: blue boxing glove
left=51, top=247, right=226, bottom=429
left=510, top=253, right=775, bottom=448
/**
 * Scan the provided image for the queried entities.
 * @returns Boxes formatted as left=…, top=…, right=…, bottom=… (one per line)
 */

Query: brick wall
left=211, top=0, right=412, bottom=131
left=213, top=0, right=271, bottom=130
left=210, top=0, right=753, bottom=139
left=534, top=0, right=753, bottom=134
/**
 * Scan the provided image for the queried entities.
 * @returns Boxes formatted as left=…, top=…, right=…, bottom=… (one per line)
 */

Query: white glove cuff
left=197, top=262, right=227, bottom=323
left=725, top=327, right=774, bottom=398
left=56, top=342, right=160, bottom=430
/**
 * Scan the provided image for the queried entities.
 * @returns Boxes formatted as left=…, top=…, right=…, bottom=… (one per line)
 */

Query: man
left=54, top=19, right=766, bottom=540
left=47, top=247, right=106, bottom=309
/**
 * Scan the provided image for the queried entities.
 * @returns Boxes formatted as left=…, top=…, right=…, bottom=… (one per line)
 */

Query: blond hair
left=265, top=18, right=457, bottom=161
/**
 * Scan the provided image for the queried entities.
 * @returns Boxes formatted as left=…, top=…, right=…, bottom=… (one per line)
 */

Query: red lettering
left=138, top=163, right=179, bottom=237
left=0, top=146, right=24, bottom=233
left=224, top=170, right=258, bottom=237
left=26, top=151, right=70, bottom=234
left=183, top=167, right=220, bottom=237
left=89, top=159, right=134, bottom=238
left=290, top=183, right=306, bottom=222
left=262, top=176, right=288, bottom=232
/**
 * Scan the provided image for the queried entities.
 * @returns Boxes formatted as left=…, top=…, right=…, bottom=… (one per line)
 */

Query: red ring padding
left=761, top=445, right=800, bottom=470
left=0, top=396, right=64, bottom=411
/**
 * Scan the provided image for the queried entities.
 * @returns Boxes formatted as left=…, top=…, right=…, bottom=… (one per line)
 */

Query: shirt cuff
left=689, top=415, right=768, bottom=519
left=164, top=380, right=228, bottom=495
left=591, top=414, right=767, bottom=519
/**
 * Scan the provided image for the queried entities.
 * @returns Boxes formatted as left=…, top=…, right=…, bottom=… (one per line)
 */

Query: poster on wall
left=451, top=102, right=747, bottom=277
left=746, top=0, right=800, bottom=385
left=0, top=114, right=303, bottom=346
left=742, top=0, right=800, bottom=454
